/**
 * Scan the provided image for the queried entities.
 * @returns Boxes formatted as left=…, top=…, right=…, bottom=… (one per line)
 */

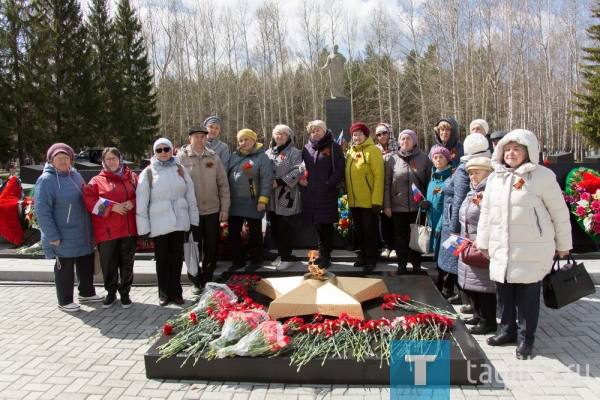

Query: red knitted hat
left=350, top=122, right=370, bottom=136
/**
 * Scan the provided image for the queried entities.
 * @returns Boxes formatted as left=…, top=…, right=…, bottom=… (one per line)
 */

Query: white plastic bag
left=184, top=232, right=199, bottom=277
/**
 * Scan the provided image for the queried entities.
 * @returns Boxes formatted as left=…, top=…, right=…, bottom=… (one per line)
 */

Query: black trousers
left=314, top=223, right=334, bottom=260
left=268, top=211, right=296, bottom=262
left=379, top=212, right=395, bottom=250
left=436, top=267, right=457, bottom=296
left=351, top=207, right=379, bottom=264
left=187, top=212, right=220, bottom=288
left=54, top=252, right=96, bottom=306
left=153, top=231, right=185, bottom=300
left=463, top=289, right=497, bottom=328
left=392, top=211, right=421, bottom=268
left=229, top=216, right=263, bottom=266
left=495, top=280, right=541, bottom=345
left=97, top=236, right=136, bottom=296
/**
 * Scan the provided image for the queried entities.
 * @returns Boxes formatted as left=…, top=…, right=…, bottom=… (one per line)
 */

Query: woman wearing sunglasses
left=136, top=138, right=199, bottom=306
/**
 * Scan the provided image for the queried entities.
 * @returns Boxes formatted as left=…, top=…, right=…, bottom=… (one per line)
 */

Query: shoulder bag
left=543, top=255, right=596, bottom=309
left=460, top=202, right=489, bottom=269
left=409, top=211, right=431, bottom=253
left=331, top=143, right=346, bottom=198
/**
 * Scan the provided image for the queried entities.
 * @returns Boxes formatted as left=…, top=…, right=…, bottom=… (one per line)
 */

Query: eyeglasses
left=155, top=147, right=171, bottom=153
left=104, top=157, right=119, bottom=162
left=54, top=156, right=71, bottom=162
left=376, top=132, right=389, bottom=137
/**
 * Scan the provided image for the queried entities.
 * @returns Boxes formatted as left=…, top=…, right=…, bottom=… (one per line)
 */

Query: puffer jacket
left=34, top=164, right=95, bottom=259
left=228, top=143, right=273, bottom=220
left=438, top=151, right=491, bottom=274
left=179, top=144, right=230, bottom=216
left=457, top=177, right=494, bottom=293
left=83, top=166, right=138, bottom=244
left=477, top=129, right=572, bottom=284
left=345, top=136, right=384, bottom=208
left=206, top=136, right=230, bottom=170
left=301, top=130, right=345, bottom=224
left=429, top=118, right=464, bottom=162
left=135, top=156, right=199, bottom=237
left=426, top=163, right=454, bottom=257
left=266, top=138, right=302, bottom=216
left=383, top=146, right=432, bottom=213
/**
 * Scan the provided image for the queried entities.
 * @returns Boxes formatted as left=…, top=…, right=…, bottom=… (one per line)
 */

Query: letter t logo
left=405, top=355, right=437, bottom=385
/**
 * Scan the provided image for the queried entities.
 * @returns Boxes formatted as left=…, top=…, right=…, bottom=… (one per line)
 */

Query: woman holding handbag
left=477, top=129, right=572, bottom=359
left=456, top=157, right=496, bottom=334
left=384, top=129, right=432, bottom=272
left=345, top=122, right=385, bottom=272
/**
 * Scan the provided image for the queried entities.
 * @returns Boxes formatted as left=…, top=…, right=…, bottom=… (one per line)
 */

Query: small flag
left=442, top=234, right=469, bottom=257
left=92, top=197, right=112, bottom=217
left=299, top=161, right=308, bottom=180
left=412, top=183, right=424, bottom=203
left=337, top=131, right=345, bottom=145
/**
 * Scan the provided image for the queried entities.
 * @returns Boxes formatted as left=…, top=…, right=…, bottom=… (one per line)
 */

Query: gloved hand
left=189, top=224, right=201, bottom=238
left=419, top=200, right=432, bottom=209
left=372, top=204, right=382, bottom=215
left=139, top=233, right=149, bottom=244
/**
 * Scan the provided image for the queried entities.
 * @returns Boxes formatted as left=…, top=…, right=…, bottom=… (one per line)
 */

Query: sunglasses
left=155, top=147, right=171, bottom=153
left=376, top=132, right=389, bottom=137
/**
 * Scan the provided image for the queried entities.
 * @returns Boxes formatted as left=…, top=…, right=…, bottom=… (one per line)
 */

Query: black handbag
left=331, top=143, right=347, bottom=197
left=345, top=224, right=357, bottom=251
left=542, top=255, right=596, bottom=309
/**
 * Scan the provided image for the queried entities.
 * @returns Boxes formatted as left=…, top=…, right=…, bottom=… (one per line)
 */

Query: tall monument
left=321, top=45, right=351, bottom=143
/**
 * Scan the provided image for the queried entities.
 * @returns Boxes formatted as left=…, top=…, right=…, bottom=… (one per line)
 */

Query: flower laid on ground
left=334, top=195, right=352, bottom=237
left=163, top=324, right=173, bottom=335
left=226, top=274, right=261, bottom=291
left=564, top=167, right=600, bottom=239
left=208, top=310, right=270, bottom=356
left=381, top=293, right=457, bottom=319
left=216, top=320, right=290, bottom=358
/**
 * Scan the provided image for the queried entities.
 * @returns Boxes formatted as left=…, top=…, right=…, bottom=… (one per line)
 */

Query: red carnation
left=190, top=312, right=198, bottom=325
left=163, top=324, right=173, bottom=335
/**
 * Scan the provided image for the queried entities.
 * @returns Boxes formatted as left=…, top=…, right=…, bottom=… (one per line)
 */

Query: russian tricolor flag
left=412, top=183, right=424, bottom=203
left=92, top=198, right=112, bottom=217
left=442, top=235, right=469, bottom=256
left=337, top=131, right=344, bottom=145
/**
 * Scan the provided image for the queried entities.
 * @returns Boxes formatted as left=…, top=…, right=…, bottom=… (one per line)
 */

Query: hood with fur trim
left=433, top=118, right=460, bottom=149
left=492, top=129, right=539, bottom=174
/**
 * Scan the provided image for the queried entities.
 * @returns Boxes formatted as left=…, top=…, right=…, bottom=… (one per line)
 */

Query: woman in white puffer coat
left=136, top=138, right=199, bottom=307
left=477, top=129, right=571, bottom=359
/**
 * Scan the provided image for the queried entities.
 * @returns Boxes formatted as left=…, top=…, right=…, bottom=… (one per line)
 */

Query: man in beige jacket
left=179, top=126, right=230, bottom=294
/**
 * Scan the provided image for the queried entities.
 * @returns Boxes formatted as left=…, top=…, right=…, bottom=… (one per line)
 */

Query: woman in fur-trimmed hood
left=476, top=129, right=571, bottom=359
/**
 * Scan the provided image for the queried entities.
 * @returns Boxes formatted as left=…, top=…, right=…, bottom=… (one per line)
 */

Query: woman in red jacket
left=83, top=148, right=138, bottom=309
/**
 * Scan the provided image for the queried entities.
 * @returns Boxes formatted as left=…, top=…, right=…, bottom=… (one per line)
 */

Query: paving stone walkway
left=0, top=259, right=599, bottom=399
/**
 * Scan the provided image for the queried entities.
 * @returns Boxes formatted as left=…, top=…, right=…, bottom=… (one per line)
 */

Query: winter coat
left=477, top=129, right=572, bottom=284
left=135, top=157, right=199, bottom=237
left=429, top=118, right=464, bottom=162
left=457, top=177, right=495, bottom=293
left=438, top=151, right=491, bottom=274
left=301, top=130, right=345, bottom=224
left=228, top=143, right=273, bottom=220
left=345, top=136, right=385, bottom=208
left=266, top=139, right=302, bottom=216
left=34, top=164, right=95, bottom=259
left=83, top=166, right=138, bottom=244
left=426, top=164, right=454, bottom=258
left=206, top=137, right=230, bottom=170
left=383, top=147, right=433, bottom=213
left=178, top=144, right=230, bottom=216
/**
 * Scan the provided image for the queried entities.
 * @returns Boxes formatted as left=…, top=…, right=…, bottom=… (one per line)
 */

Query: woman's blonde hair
left=434, top=121, right=452, bottom=134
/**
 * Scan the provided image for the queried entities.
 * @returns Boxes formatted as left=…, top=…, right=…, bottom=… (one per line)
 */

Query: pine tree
left=26, top=0, right=100, bottom=155
left=86, top=0, right=119, bottom=147
left=114, top=0, right=158, bottom=159
left=573, top=7, right=600, bottom=147
left=0, top=0, right=27, bottom=164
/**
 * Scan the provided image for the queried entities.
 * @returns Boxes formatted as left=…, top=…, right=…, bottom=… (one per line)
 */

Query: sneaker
left=159, top=297, right=170, bottom=306
left=190, top=285, right=203, bottom=296
left=389, top=250, right=397, bottom=259
left=102, top=293, right=118, bottom=309
left=58, top=303, right=81, bottom=312
left=276, top=261, right=293, bottom=271
left=78, top=294, right=104, bottom=303
left=120, top=295, right=133, bottom=309
left=270, top=257, right=282, bottom=266
left=380, top=249, right=391, bottom=258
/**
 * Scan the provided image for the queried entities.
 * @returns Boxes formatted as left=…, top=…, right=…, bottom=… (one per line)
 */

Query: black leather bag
left=345, top=224, right=357, bottom=251
left=542, top=255, right=596, bottom=309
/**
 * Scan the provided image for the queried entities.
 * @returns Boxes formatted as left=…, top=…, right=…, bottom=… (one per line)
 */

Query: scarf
left=152, top=156, right=177, bottom=167
left=102, top=155, right=125, bottom=177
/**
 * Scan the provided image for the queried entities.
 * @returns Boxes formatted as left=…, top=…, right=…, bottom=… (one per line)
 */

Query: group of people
left=35, top=115, right=571, bottom=359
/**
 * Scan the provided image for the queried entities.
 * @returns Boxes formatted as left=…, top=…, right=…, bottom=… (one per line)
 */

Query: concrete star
left=256, top=274, right=388, bottom=320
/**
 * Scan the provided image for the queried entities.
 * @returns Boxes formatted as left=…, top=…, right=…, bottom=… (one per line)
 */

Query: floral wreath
left=564, top=167, right=600, bottom=242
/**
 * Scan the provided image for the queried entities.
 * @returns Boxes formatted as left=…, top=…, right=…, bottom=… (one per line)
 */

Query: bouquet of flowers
left=192, top=283, right=237, bottom=314
left=381, top=293, right=457, bottom=319
left=334, top=195, right=352, bottom=237
left=226, top=274, right=261, bottom=291
left=564, top=167, right=600, bottom=240
left=216, top=320, right=290, bottom=358
left=208, top=309, right=270, bottom=354
left=219, top=222, right=228, bottom=242
left=22, top=197, right=38, bottom=229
